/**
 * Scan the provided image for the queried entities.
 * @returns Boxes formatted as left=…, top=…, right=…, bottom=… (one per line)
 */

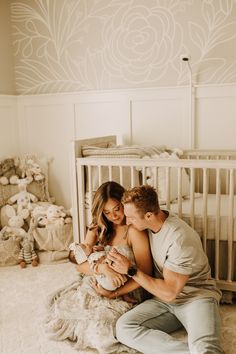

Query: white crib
left=70, top=136, right=236, bottom=293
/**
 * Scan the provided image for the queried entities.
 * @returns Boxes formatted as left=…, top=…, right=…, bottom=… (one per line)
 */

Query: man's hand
left=99, top=262, right=127, bottom=288
left=107, top=248, right=132, bottom=274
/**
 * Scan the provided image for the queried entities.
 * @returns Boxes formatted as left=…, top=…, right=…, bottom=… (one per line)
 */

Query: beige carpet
left=0, top=262, right=235, bottom=354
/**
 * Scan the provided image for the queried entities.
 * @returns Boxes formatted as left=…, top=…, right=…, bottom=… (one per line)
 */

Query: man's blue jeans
left=116, top=297, right=224, bottom=354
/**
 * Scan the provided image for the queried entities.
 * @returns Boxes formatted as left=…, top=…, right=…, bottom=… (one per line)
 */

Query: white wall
left=196, top=85, right=236, bottom=149
left=17, top=95, right=75, bottom=208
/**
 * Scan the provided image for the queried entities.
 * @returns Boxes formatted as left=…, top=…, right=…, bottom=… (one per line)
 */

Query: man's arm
left=132, top=267, right=189, bottom=303
left=108, top=249, right=189, bottom=303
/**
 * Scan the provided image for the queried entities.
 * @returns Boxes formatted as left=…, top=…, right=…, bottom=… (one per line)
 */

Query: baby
left=69, top=242, right=136, bottom=302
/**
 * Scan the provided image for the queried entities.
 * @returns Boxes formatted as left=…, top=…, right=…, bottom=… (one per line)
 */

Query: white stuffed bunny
left=0, top=213, right=27, bottom=240
left=7, top=178, right=38, bottom=216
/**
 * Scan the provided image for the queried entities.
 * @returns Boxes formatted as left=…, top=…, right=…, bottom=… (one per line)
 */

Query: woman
left=45, top=181, right=152, bottom=354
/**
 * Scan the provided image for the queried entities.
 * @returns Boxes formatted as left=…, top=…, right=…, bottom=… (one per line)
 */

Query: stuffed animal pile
left=0, top=157, right=72, bottom=268
left=0, top=156, right=45, bottom=185
left=31, top=204, right=72, bottom=228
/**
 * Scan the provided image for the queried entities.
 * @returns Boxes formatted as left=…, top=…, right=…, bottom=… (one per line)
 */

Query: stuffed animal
left=30, top=203, right=72, bottom=227
left=0, top=204, right=16, bottom=228
left=13, top=156, right=25, bottom=178
left=7, top=178, right=38, bottom=216
left=18, top=233, right=38, bottom=268
left=64, top=208, right=73, bottom=224
left=0, top=158, right=19, bottom=185
left=46, top=205, right=66, bottom=225
left=0, top=213, right=27, bottom=240
left=30, top=203, right=51, bottom=227
left=25, top=159, right=44, bottom=182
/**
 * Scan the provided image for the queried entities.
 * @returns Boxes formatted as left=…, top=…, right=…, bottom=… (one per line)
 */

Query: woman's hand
left=92, top=245, right=104, bottom=252
left=98, top=262, right=127, bottom=288
left=107, top=248, right=132, bottom=274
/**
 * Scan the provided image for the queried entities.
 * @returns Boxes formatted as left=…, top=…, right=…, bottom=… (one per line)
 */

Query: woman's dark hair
left=89, top=181, right=125, bottom=244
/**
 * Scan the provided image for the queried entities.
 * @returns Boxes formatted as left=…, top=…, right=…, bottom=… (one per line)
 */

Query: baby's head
left=68, top=242, right=92, bottom=264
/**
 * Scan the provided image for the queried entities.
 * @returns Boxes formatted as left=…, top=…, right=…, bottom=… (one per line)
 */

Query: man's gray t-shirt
left=149, top=211, right=222, bottom=304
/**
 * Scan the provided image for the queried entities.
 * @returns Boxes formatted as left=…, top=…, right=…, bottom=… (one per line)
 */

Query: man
left=108, top=185, right=223, bottom=354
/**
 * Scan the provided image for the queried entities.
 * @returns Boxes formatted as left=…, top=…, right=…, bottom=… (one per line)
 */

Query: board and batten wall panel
left=0, top=96, right=18, bottom=159
left=74, top=98, right=130, bottom=144
left=17, top=96, right=75, bottom=208
left=130, top=87, right=190, bottom=148
left=15, top=84, right=236, bottom=208
left=196, top=85, right=236, bottom=149
left=73, top=86, right=191, bottom=148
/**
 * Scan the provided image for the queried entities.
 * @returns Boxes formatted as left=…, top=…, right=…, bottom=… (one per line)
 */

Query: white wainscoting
left=1, top=83, right=235, bottom=208
left=196, top=85, right=236, bottom=149
left=17, top=95, right=75, bottom=208
left=0, top=95, right=18, bottom=159
left=74, top=87, right=191, bottom=147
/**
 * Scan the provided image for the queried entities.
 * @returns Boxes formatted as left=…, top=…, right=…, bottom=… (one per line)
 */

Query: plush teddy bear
left=30, top=203, right=51, bottom=227
left=0, top=158, right=17, bottom=185
left=46, top=205, right=66, bottom=226
left=7, top=178, right=38, bottom=217
left=18, top=232, right=38, bottom=268
left=25, top=159, right=44, bottom=182
left=13, top=156, right=25, bottom=178
left=30, top=203, right=72, bottom=227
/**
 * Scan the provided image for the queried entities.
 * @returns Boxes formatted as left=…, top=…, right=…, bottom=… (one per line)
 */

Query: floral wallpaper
left=11, top=0, right=236, bottom=94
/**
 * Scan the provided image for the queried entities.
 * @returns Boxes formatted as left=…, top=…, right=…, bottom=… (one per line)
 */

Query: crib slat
left=215, top=169, right=221, bottom=281
left=119, top=166, right=124, bottom=186
left=131, top=166, right=135, bottom=187
left=108, top=165, right=112, bottom=180
left=227, top=168, right=234, bottom=282
left=98, top=166, right=102, bottom=186
left=202, top=168, right=208, bottom=252
left=153, top=167, right=158, bottom=190
left=87, top=166, right=93, bottom=232
left=77, top=164, right=86, bottom=242
left=165, top=167, right=170, bottom=210
left=142, top=166, right=146, bottom=184
left=88, top=166, right=92, bottom=193
left=190, top=168, right=195, bottom=228
left=177, top=167, right=182, bottom=218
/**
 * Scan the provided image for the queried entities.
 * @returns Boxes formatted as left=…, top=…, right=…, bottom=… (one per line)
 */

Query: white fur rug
left=0, top=262, right=235, bottom=354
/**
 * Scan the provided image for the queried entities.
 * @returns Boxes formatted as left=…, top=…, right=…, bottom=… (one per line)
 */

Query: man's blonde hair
left=122, top=185, right=160, bottom=217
